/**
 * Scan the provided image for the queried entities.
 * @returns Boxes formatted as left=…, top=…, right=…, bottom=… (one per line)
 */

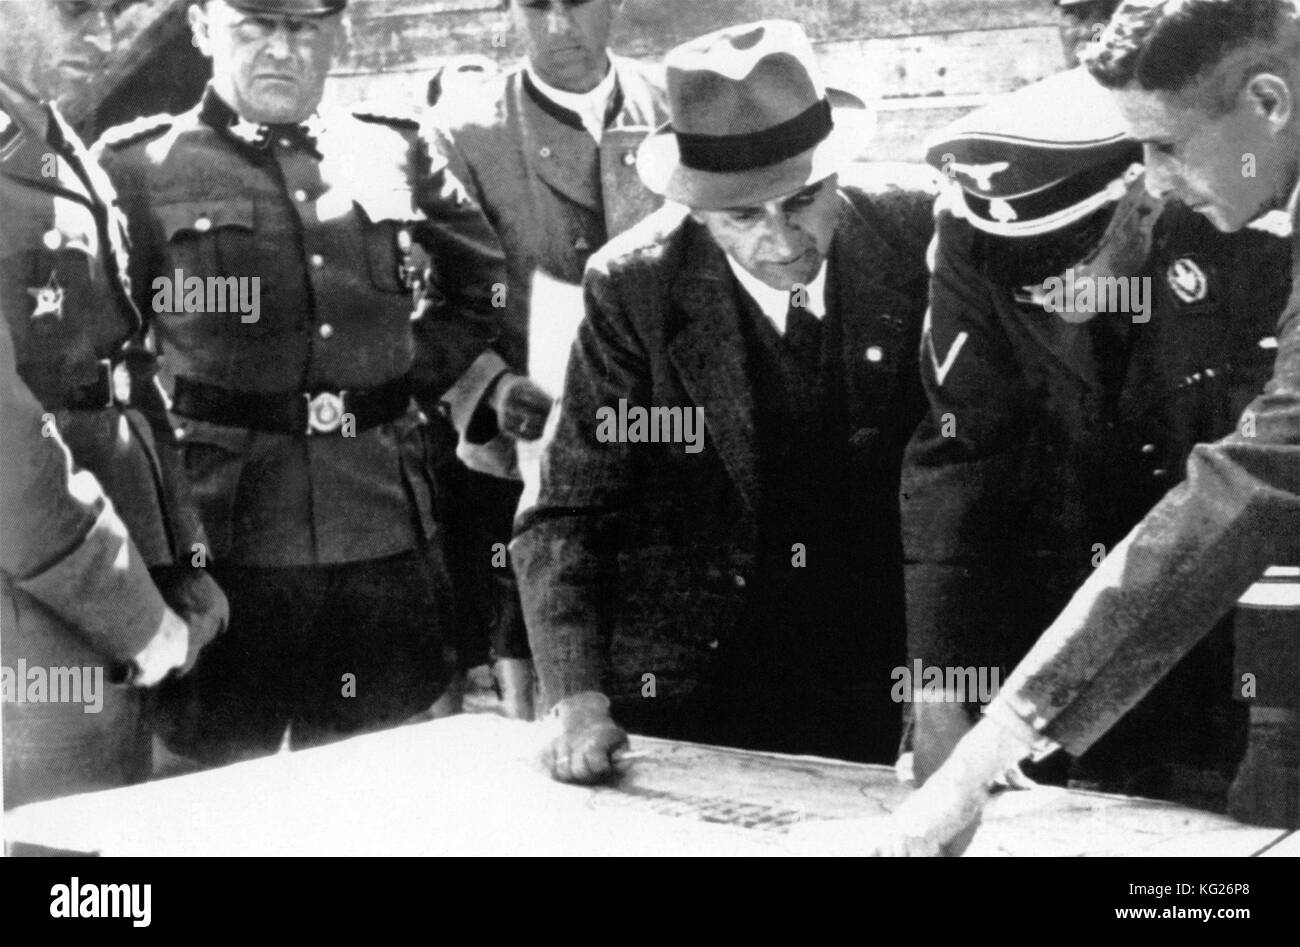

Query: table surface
left=3, top=715, right=1293, bottom=856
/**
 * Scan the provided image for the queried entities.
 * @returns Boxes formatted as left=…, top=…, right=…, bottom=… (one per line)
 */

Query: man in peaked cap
left=94, top=0, right=507, bottom=765
left=903, top=66, right=1291, bottom=826
left=512, top=20, right=936, bottom=783
left=855, top=0, right=1300, bottom=855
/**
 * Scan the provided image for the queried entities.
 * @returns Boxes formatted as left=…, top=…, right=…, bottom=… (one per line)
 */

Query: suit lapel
left=667, top=224, right=761, bottom=517
left=509, top=73, right=601, bottom=214
left=829, top=192, right=923, bottom=419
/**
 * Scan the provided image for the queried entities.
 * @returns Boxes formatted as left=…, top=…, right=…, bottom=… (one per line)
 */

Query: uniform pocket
left=353, top=200, right=414, bottom=296
left=154, top=199, right=256, bottom=279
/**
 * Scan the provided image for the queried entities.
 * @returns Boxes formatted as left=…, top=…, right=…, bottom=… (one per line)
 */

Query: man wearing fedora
left=427, top=0, right=669, bottom=720
left=904, top=67, right=1291, bottom=808
left=512, top=20, right=936, bottom=783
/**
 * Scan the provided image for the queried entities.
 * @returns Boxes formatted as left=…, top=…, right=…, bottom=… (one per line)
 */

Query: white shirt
left=525, top=58, right=618, bottom=144
left=726, top=256, right=828, bottom=334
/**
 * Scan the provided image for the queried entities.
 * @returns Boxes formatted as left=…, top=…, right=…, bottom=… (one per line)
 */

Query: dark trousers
left=154, top=549, right=451, bottom=766
left=435, top=459, right=531, bottom=665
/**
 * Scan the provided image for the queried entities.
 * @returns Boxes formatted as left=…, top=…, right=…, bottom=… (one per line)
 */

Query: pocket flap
left=156, top=200, right=255, bottom=240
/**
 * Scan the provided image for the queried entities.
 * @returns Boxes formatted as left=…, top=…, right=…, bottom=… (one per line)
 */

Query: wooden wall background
left=0, top=0, right=1070, bottom=159
left=335, top=0, right=1068, bottom=161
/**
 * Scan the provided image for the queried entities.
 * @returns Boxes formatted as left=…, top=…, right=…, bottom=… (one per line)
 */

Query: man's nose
left=1141, top=147, right=1178, bottom=200
left=546, top=6, right=578, bottom=37
left=759, top=215, right=804, bottom=258
left=264, top=24, right=296, bottom=58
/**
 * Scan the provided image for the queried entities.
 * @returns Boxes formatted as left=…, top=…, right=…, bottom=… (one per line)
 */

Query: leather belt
left=63, top=359, right=132, bottom=410
left=172, top=376, right=410, bottom=436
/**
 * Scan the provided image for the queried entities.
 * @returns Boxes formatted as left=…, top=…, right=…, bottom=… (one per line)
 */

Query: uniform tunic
left=0, top=78, right=219, bottom=806
left=94, top=86, right=506, bottom=761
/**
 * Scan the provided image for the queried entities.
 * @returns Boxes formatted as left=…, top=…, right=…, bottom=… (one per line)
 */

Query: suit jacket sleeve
left=408, top=131, right=507, bottom=418
left=901, top=210, right=1037, bottom=671
left=510, top=255, right=647, bottom=709
left=0, top=313, right=165, bottom=663
left=985, top=294, right=1300, bottom=756
left=420, top=119, right=513, bottom=442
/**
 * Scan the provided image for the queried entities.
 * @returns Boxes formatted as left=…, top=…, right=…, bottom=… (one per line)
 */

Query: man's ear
left=188, top=1, right=212, bottom=58
left=1244, top=72, right=1294, bottom=135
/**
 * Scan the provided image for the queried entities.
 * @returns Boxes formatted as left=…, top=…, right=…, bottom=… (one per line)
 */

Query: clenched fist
left=490, top=372, right=553, bottom=441
left=541, top=691, right=628, bottom=784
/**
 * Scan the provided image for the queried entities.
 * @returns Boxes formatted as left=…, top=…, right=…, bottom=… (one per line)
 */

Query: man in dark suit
left=863, top=0, right=1300, bottom=855
left=512, top=20, right=935, bottom=783
left=904, top=67, right=1292, bottom=806
left=428, top=0, right=669, bottom=718
left=1, top=75, right=225, bottom=808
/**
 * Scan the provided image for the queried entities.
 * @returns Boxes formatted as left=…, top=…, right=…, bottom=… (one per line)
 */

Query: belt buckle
left=305, top=391, right=345, bottom=434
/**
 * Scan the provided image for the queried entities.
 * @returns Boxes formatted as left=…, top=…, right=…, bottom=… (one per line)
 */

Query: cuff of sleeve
left=981, top=691, right=1060, bottom=762
left=14, top=503, right=166, bottom=663
left=440, top=349, right=511, bottom=441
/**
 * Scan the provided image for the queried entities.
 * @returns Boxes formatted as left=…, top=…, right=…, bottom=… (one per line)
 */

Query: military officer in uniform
left=859, top=0, right=1300, bottom=855
left=513, top=21, right=934, bottom=783
left=903, top=68, right=1292, bottom=808
left=95, top=0, right=506, bottom=764
left=427, top=0, right=669, bottom=719
left=1, top=76, right=227, bottom=807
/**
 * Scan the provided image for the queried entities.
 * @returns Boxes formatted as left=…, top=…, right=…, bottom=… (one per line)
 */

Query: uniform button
left=42, top=228, right=63, bottom=250
left=865, top=345, right=884, bottom=363
left=318, top=323, right=334, bottom=339
left=194, top=217, right=212, bottom=233
left=309, top=253, right=325, bottom=268
left=732, top=573, right=746, bottom=589
left=622, top=152, right=636, bottom=166
left=708, top=640, right=719, bottom=650
left=279, top=137, right=292, bottom=148
left=1153, top=468, right=1168, bottom=478
left=293, top=189, right=309, bottom=203
left=1205, top=368, right=1217, bottom=379
left=539, top=146, right=552, bottom=158
left=1141, top=443, right=1157, bottom=455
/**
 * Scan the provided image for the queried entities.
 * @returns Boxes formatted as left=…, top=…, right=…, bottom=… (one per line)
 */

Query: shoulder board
left=352, top=107, right=421, bottom=130
left=98, top=113, right=174, bottom=149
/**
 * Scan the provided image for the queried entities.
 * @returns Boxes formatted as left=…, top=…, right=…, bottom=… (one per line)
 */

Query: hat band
left=674, top=98, right=833, bottom=173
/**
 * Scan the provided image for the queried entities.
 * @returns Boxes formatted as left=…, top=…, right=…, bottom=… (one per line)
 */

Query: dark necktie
left=784, top=294, right=823, bottom=372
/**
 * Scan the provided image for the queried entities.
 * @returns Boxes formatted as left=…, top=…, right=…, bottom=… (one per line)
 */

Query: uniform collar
left=198, top=85, right=323, bottom=158
left=523, top=59, right=618, bottom=143
left=726, top=255, right=827, bottom=333
left=1246, top=163, right=1300, bottom=238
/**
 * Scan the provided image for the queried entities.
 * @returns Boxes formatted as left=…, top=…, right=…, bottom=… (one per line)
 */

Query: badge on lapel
left=27, top=273, right=65, bottom=320
left=1166, top=257, right=1209, bottom=305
